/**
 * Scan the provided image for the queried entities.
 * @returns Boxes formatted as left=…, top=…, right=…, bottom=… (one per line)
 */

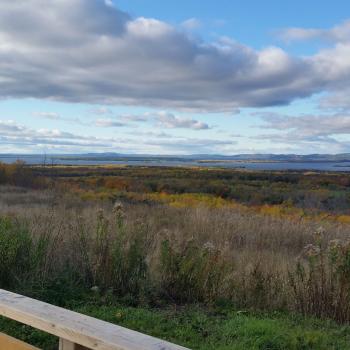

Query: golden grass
left=2, top=185, right=350, bottom=321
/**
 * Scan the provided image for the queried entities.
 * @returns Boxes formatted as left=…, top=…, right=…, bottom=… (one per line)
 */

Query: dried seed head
left=303, top=244, right=321, bottom=258
left=97, top=208, right=104, bottom=220
left=314, top=226, right=325, bottom=240
left=113, top=201, right=124, bottom=213
left=328, top=239, right=342, bottom=250
left=203, top=241, right=215, bottom=252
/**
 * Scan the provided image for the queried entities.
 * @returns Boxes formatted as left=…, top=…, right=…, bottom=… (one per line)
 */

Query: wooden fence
left=0, top=289, right=190, bottom=350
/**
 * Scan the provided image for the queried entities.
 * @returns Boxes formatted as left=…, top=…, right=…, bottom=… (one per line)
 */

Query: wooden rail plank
left=0, top=332, right=40, bottom=350
left=0, top=289, right=190, bottom=350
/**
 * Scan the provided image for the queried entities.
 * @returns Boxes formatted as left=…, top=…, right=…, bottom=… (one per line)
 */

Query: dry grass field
left=2, top=165, right=350, bottom=348
left=1, top=182, right=350, bottom=322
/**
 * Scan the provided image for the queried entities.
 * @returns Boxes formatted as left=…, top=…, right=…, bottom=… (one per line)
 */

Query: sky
left=1, top=0, right=350, bottom=155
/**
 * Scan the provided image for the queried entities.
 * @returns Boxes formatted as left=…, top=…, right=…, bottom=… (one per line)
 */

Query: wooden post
left=59, top=338, right=89, bottom=350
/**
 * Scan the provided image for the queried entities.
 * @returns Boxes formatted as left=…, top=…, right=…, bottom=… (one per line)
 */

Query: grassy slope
left=1, top=305, right=350, bottom=350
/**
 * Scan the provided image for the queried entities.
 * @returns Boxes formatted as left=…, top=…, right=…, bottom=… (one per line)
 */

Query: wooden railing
left=0, top=289, right=190, bottom=350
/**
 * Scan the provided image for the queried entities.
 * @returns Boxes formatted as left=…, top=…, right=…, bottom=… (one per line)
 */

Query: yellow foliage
left=66, top=183, right=350, bottom=227
left=147, top=192, right=244, bottom=209
left=337, top=215, right=350, bottom=224
left=259, top=205, right=282, bottom=216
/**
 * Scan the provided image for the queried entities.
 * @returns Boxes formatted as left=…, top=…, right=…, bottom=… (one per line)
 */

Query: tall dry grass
left=1, top=185, right=350, bottom=322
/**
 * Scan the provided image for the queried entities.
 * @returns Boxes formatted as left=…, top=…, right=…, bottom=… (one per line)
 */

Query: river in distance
left=1, top=154, right=350, bottom=172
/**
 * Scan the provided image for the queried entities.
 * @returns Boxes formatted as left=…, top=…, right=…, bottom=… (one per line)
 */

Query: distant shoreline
left=197, top=159, right=350, bottom=164
left=2, top=154, right=350, bottom=172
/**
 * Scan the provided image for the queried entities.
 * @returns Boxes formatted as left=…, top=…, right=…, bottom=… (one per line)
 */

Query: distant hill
left=2, top=153, right=350, bottom=164
left=52, top=153, right=350, bottom=163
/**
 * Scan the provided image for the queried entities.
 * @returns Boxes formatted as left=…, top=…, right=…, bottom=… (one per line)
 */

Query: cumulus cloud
left=0, top=1, right=349, bottom=112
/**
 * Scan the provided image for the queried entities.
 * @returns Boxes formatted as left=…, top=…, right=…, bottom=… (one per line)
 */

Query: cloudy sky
left=1, top=0, right=350, bottom=154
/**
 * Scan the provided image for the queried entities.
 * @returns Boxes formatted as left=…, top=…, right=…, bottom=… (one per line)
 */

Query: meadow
left=2, top=162, right=350, bottom=349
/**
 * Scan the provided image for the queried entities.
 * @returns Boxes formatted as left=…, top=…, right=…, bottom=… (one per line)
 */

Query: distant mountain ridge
left=55, top=153, right=350, bottom=162
left=2, top=153, right=350, bottom=163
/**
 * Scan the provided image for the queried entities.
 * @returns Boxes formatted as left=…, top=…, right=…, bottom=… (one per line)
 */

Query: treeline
left=0, top=162, right=46, bottom=188
left=36, top=166, right=350, bottom=213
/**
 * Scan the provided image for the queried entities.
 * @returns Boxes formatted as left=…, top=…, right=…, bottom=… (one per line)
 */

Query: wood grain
left=0, top=332, right=40, bottom=350
left=59, top=338, right=90, bottom=350
left=0, top=289, right=190, bottom=350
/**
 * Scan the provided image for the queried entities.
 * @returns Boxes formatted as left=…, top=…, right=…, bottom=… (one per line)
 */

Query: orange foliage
left=104, top=178, right=129, bottom=190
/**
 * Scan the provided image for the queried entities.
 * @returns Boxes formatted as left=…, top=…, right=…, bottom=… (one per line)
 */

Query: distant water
left=1, top=154, right=350, bottom=172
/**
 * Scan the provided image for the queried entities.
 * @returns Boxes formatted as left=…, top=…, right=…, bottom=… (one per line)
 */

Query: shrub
left=0, top=216, right=32, bottom=288
left=290, top=228, right=350, bottom=322
left=160, top=239, right=234, bottom=303
left=110, top=206, right=149, bottom=300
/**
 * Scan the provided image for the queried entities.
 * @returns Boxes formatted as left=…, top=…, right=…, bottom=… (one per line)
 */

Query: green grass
left=1, top=304, right=350, bottom=349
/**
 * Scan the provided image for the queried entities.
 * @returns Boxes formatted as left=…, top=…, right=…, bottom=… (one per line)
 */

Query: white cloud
left=319, top=90, right=350, bottom=111
left=0, top=120, right=110, bottom=148
left=0, top=119, right=236, bottom=154
left=120, top=114, right=148, bottom=123
left=147, top=137, right=236, bottom=153
left=154, top=112, right=210, bottom=130
left=32, top=112, right=61, bottom=120
left=278, top=20, right=350, bottom=43
left=260, top=113, right=350, bottom=138
left=0, top=1, right=349, bottom=112
left=181, top=18, right=201, bottom=30
left=95, top=118, right=125, bottom=127
left=117, top=111, right=211, bottom=130
left=251, top=112, right=350, bottom=153
left=278, top=28, right=325, bottom=43
left=104, top=0, right=114, bottom=8
left=90, top=107, right=112, bottom=115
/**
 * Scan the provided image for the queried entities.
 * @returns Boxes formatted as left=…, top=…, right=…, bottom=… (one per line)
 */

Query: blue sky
left=0, top=0, right=350, bottom=154
left=117, top=0, right=348, bottom=50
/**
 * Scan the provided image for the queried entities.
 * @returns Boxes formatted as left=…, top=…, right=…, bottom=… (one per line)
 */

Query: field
left=2, top=162, right=350, bottom=349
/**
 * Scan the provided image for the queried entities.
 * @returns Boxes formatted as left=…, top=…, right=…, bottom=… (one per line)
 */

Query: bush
left=290, top=228, right=350, bottom=322
left=0, top=217, right=32, bottom=288
left=0, top=161, right=46, bottom=188
left=160, top=239, right=234, bottom=303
